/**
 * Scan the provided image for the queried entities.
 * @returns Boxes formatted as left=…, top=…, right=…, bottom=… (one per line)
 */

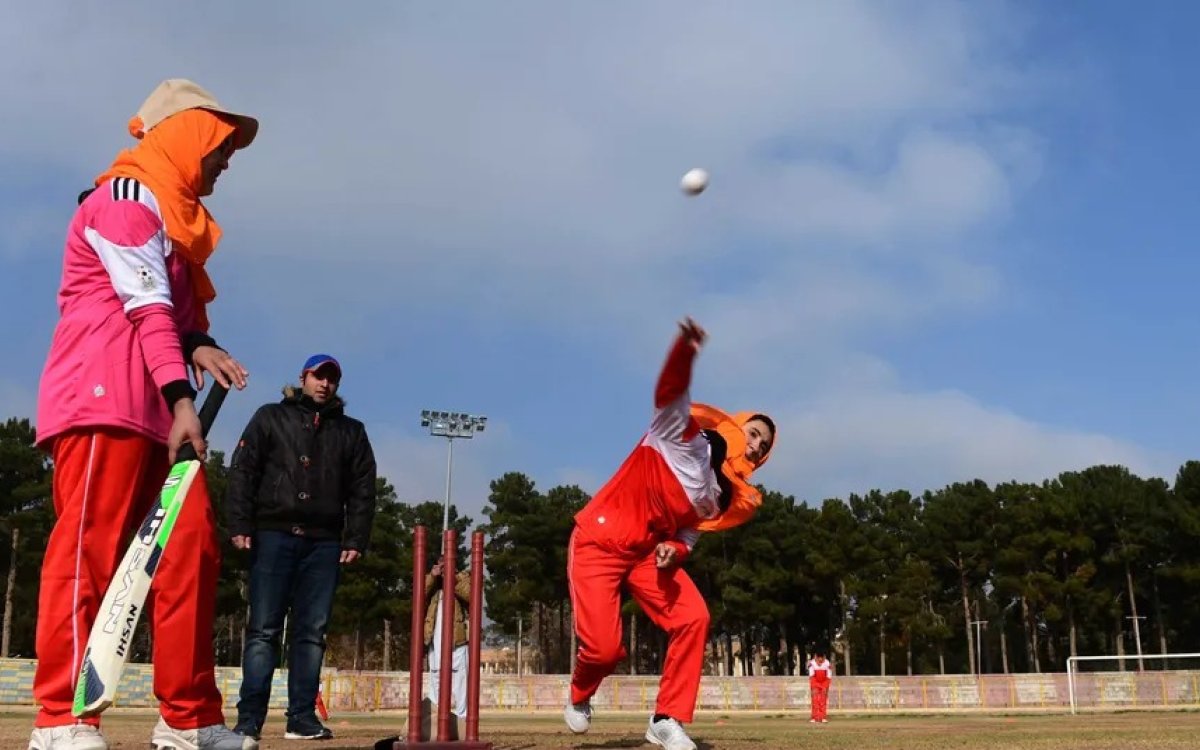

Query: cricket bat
left=72, top=384, right=229, bottom=718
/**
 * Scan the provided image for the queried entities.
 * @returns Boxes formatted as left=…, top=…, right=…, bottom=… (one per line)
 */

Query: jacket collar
left=281, top=385, right=345, bottom=419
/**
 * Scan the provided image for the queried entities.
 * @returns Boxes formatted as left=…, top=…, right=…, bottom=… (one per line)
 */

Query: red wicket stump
left=377, top=526, right=492, bottom=750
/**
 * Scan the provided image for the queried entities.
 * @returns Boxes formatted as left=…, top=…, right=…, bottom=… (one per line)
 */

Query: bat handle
left=175, top=384, right=230, bottom=463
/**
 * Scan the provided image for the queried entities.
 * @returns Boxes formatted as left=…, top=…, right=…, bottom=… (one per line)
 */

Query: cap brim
left=203, top=107, right=258, bottom=150
left=304, top=362, right=342, bottom=377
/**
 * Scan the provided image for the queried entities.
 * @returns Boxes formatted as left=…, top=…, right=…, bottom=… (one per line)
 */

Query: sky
left=3, top=2, right=1200, bottom=524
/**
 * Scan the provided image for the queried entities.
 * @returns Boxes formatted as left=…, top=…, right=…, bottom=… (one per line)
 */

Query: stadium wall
left=1, top=660, right=1197, bottom=713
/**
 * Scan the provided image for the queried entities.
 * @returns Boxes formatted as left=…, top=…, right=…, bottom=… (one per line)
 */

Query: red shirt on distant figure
left=808, top=653, right=833, bottom=723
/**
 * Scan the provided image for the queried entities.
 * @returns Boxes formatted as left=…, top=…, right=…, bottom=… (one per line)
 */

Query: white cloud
left=772, top=385, right=1177, bottom=501
left=1, top=1, right=1164, bottom=507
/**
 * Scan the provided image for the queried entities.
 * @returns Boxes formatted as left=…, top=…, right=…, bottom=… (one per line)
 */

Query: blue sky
left=2, top=2, right=1198, bottom=523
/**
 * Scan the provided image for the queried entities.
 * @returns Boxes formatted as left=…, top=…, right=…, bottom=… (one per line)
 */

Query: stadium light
left=420, top=410, right=487, bottom=532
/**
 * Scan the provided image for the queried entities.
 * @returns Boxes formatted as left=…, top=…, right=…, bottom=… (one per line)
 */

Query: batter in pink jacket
left=31, top=79, right=258, bottom=750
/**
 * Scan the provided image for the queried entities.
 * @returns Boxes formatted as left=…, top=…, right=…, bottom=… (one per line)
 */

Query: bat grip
left=175, top=384, right=229, bottom=463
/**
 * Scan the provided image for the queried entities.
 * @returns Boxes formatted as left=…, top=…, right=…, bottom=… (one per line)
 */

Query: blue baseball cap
left=302, top=354, right=342, bottom=379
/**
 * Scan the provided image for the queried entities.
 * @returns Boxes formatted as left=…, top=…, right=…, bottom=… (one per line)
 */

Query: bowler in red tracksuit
left=564, top=318, right=775, bottom=750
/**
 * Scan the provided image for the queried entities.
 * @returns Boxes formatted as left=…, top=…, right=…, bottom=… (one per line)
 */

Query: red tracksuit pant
left=33, top=428, right=225, bottom=729
left=568, top=531, right=709, bottom=723
left=811, top=685, right=828, bottom=720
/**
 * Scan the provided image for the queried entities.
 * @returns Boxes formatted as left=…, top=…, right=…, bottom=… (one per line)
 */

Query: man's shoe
left=231, top=719, right=261, bottom=741
left=563, top=701, right=592, bottom=734
left=283, top=714, right=333, bottom=740
left=645, top=715, right=697, bottom=750
left=27, top=724, right=108, bottom=750
left=150, top=718, right=259, bottom=749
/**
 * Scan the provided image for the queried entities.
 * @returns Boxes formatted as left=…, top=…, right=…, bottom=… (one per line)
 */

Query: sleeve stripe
left=108, top=178, right=144, bottom=203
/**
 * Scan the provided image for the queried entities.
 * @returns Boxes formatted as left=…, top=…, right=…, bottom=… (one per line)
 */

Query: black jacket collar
left=281, top=385, right=345, bottom=419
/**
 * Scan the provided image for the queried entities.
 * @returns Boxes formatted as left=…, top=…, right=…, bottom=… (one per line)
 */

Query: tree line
left=5, top=416, right=1200, bottom=676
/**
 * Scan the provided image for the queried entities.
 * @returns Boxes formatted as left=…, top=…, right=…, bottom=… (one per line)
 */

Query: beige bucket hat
left=132, top=78, right=259, bottom=150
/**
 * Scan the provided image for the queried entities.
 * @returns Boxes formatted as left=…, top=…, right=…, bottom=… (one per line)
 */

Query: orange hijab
left=96, top=109, right=236, bottom=331
left=692, top=403, right=775, bottom=532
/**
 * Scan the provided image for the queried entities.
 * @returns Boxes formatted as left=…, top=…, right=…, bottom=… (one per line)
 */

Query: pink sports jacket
left=36, top=178, right=206, bottom=448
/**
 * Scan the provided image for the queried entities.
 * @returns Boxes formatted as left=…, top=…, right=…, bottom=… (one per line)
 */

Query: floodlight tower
left=420, top=410, right=488, bottom=532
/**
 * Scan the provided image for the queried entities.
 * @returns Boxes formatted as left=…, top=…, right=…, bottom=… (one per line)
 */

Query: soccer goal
left=1067, top=653, right=1200, bottom=713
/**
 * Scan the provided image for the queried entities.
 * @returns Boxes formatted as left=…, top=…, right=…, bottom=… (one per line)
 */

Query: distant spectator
left=424, top=555, right=472, bottom=722
left=808, top=649, right=832, bottom=723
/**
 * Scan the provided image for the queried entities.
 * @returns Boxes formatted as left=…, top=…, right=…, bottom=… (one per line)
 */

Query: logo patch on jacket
left=136, top=265, right=156, bottom=291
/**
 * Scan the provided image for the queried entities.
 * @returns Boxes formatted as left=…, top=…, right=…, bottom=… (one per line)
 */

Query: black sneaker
left=232, top=719, right=261, bottom=741
left=284, top=715, right=333, bottom=740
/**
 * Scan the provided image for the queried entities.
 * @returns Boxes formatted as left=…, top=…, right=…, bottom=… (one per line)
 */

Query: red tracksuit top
left=809, top=658, right=833, bottom=689
left=573, top=334, right=722, bottom=559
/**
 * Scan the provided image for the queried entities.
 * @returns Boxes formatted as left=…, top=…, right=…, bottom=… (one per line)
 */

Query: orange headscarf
left=96, top=109, right=236, bottom=331
left=692, top=403, right=775, bottom=532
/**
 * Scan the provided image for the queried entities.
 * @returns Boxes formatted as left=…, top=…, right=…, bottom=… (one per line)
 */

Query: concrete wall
left=3, top=659, right=1198, bottom=713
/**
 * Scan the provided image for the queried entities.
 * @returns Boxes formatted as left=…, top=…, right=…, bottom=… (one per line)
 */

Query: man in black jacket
left=226, top=354, right=377, bottom=742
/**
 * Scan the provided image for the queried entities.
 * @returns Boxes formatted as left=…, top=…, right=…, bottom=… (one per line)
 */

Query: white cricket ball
left=680, top=168, right=709, bottom=196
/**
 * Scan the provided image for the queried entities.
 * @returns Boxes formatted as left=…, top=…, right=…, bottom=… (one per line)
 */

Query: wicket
left=378, top=525, right=491, bottom=750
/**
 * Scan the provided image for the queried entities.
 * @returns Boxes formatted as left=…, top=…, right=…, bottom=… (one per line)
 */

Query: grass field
left=4, top=705, right=1195, bottom=748
left=4, top=709, right=1199, bottom=749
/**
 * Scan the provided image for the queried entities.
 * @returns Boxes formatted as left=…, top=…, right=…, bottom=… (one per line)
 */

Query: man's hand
left=231, top=535, right=252, bottom=550
left=168, top=398, right=205, bottom=463
left=655, top=542, right=679, bottom=569
left=678, top=317, right=707, bottom=353
left=192, top=345, right=249, bottom=391
left=341, top=549, right=361, bottom=565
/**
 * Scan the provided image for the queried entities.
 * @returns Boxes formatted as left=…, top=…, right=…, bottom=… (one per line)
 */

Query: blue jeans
left=237, top=530, right=341, bottom=727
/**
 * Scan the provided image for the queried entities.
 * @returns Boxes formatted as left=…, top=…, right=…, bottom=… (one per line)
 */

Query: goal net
left=1067, top=653, right=1200, bottom=713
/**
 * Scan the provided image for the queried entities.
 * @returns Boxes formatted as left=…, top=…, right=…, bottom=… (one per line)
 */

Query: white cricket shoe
left=645, top=716, right=697, bottom=750
left=563, top=701, right=592, bottom=734
left=27, top=724, right=108, bottom=750
left=150, top=718, right=259, bottom=750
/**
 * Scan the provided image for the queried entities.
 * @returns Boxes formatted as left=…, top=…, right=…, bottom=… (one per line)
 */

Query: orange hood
left=95, top=108, right=237, bottom=332
left=691, top=403, right=774, bottom=532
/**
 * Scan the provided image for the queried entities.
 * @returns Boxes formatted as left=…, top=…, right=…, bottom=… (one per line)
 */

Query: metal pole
left=466, top=531, right=485, bottom=742
left=976, top=621, right=981, bottom=675
left=442, top=438, right=455, bottom=533
left=1068, top=657, right=1077, bottom=714
left=405, top=526, right=427, bottom=745
left=1127, top=616, right=1147, bottom=671
left=970, top=620, right=987, bottom=675
left=977, top=622, right=982, bottom=675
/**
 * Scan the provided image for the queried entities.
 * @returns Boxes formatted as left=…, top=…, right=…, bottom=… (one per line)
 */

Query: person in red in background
left=808, top=649, right=833, bottom=723
left=563, top=318, right=776, bottom=750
